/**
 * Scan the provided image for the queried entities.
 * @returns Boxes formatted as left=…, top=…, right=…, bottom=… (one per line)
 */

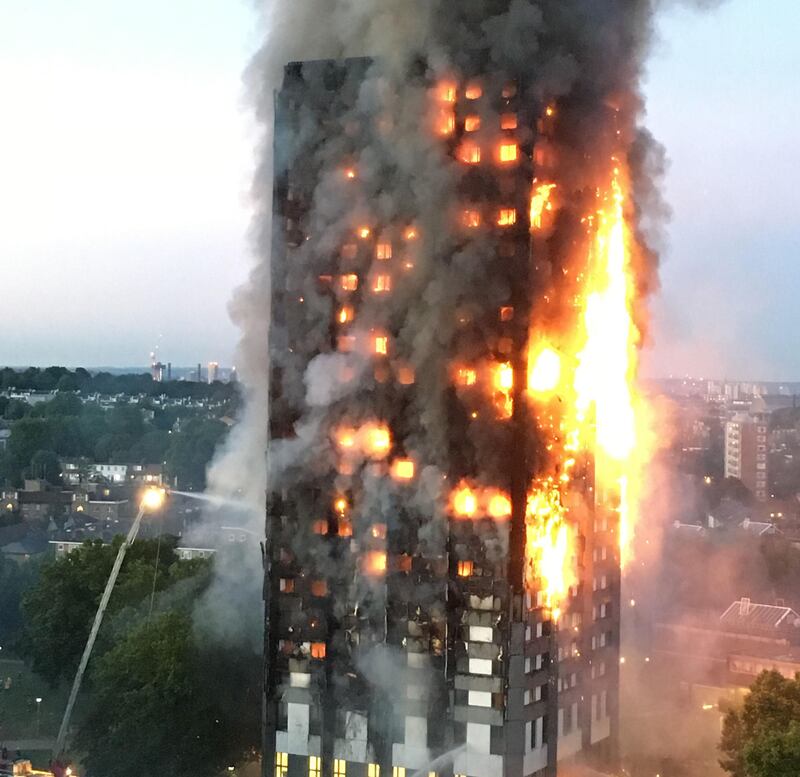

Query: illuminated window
left=397, top=365, right=415, bottom=385
left=499, top=143, right=519, bottom=163
left=340, top=274, right=358, bottom=291
left=309, top=756, right=322, bottom=777
left=374, top=336, right=389, bottom=355
left=464, top=115, right=481, bottom=132
left=373, top=274, right=392, bottom=293
left=311, top=580, right=328, bottom=597
left=439, top=82, right=456, bottom=103
left=438, top=109, right=455, bottom=136
left=397, top=554, right=412, bottom=573
left=276, top=753, right=289, bottom=777
left=341, top=244, right=358, bottom=260
left=376, top=242, right=393, bottom=260
left=75, top=505, right=84, bottom=512
left=497, top=208, right=517, bottom=226
left=344, top=168, right=356, bottom=180
left=310, top=642, right=326, bottom=659
left=371, top=523, right=387, bottom=539
left=368, top=766, right=380, bottom=777
left=279, top=578, right=294, bottom=593
left=392, top=459, right=415, bottom=480
left=458, top=142, right=481, bottom=164
left=458, top=560, right=474, bottom=577
left=338, top=520, right=353, bottom=538
left=457, top=367, right=477, bottom=386
left=462, top=210, right=481, bottom=228
left=499, top=306, right=514, bottom=322
left=393, top=768, right=406, bottom=777
left=404, top=226, right=418, bottom=241
left=465, top=82, right=482, bottom=100
left=501, top=113, right=518, bottom=130
left=334, top=760, right=346, bottom=777
left=338, top=306, right=354, bottom=326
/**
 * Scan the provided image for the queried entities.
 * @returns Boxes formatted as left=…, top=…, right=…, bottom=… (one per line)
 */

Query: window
left=457, top=560, right=474, bottom=577
left=458, top=142, right=481, bottom=164
left=376, top=242, right=392, bottom=260
left=368, top=765, right=380, bottom=777
left=311, top=580, right=328, bottom=597
left=465, top=115, right=481, bottom=132
left=497, top=208, right=517, bottom=226
left=312, top=519, right=328, bottom=535
left=341, top=244, right=358, bottom=260
left=393, top=768, right=406, bottom=777
left=340, top=274, right=358, bottom=291
left=499, top=306, right=514, bottom=321
left=500, top=113, right=518, bottom=130
left=373, top=274, right=392, bottom=293
left=309, top=757, right=322, bottom=777
left=279, top=578, right=295, bottom=593
left=465, top=82, right=482, bottom=100
left=276, top=753, right=288, bottom=777
left=374, top=336, right=388, bottom=355
left=499, top=143, right=518, bottom=163
left=462, top=209, right=481, bottom=228
left=334, top=760, right=346, bottom=777
left=311, top=642, right=326, bottom=659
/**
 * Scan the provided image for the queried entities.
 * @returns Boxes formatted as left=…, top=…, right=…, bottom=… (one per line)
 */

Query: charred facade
left=262, top=51, right=621, bottom=777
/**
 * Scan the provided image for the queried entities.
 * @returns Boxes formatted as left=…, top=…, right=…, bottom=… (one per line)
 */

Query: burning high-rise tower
left=260, top=4, right=659, bottom=777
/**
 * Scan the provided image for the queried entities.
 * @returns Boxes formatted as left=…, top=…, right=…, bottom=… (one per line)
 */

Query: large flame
left=524, top=163, right=650, bottom=619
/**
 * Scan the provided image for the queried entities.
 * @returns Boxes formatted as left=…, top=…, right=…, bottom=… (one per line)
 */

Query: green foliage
left=166, top=417, right=228, bottom=491
left=76, top=612, right=260, bottom=777
left=27, top=449, right=62, bottom=484
left=20, top=537, right=195, bottom=686
left=0, top=552, right=40, bottom=648
left=720, top=671, right=800, bottom=776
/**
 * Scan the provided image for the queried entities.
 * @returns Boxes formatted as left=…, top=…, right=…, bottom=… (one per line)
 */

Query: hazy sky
left=1, top=1, right=798, bottom=379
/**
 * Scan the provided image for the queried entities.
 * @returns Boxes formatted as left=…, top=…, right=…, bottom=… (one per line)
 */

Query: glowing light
left=376, top=242, right=392, bottom=260
left=334, top=497, right=348, bottom=515
left=140, top=487, right=165, bottom=511
left=500, top=114, right=518, bottom=130
left=530, top=183, right=556, bottom=231
left=358, top=227, right=371, bottom=239
left=311, top=642, right=326, bottom=659
left=464, top=115, right=481, bottom=132
left=465, top=83, right=482, bottom=100
left=487, top=492, right=512, bottom=520
left=373, top=274, right=392, bottom=293
left=528, top=346, right=561, bottom=394
left=404, top=226, right=418, bottom=241
left=458, top=142, right=481, bottom=164
left=457, top=560, right=474, bottom=577
left=392, top=459, right=416, bottom=481
left=364, top=425, right=391, bottom=458
left=462, top=210, right=481, bottom=228
left=492, top=362, right=514, bottom=419
left=374, top=335, right=388, bottom=355
left=344, top=168, right=356, bottom=180
left=499, top=143, right=518, bottom=163
left=364, top=551, right=388, bottom=576
left=338, top=306, right=354, bottom=324
left=340, top=274, right=359, bottom=291
left=452, top=485, right=478, bottom=518
left=439, top=82, right=456, bottom=103
left=497, top=208, right=517, bottom=227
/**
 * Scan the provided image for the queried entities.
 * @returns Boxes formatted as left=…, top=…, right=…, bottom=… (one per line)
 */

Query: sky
left=0, top=1, right=798, bottom=379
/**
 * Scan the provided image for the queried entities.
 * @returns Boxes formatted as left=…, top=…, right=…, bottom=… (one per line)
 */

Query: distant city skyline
left=1, top=1, right=798, bottom=379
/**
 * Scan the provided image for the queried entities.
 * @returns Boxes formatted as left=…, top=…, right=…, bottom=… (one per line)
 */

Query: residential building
left=725, top=398, right=770, bottom=501
left=263, top=57, right=620, bottom=777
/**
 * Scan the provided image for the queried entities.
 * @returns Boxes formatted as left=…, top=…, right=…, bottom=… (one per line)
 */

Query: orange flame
left=530, top=183, right=556, bottom=231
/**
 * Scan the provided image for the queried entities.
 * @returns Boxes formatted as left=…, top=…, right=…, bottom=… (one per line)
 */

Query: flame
left=452, top=484, right=478, bottom=518
left=487, top=491, right=512, bottom=520
left=528, top=345, right=561, bottom=395
left=363, top=550, right=387, bottom=576
left=525, top=482, right=575, bottom=622
left=522, top=163, right=651, bottom=621
left=492, top=362, right=514, bottom=419
left=392, top=459, right=416, bottom=481
left=530, top=183, right=556, bottom=231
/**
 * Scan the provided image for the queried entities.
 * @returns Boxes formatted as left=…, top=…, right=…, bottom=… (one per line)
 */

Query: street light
left=53, top=487, right=166, bottom=757
left=35, top=697, right=42, bottom=735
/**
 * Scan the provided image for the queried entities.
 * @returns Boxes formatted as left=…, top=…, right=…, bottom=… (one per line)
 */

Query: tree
left=0, top=552, right=40, bottom=649
left=75, top=612, right=259, bottom=777
left=720, top=670, right=800, bottom=777
left=28, top=449, right=62, bottom=484
left=21, top=538, right=189, bottom=685
left=166, top=417, right=228, bottom=490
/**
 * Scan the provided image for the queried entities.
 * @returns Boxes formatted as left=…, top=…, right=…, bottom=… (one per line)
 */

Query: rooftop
left=720, top=598, right=800, bottom=631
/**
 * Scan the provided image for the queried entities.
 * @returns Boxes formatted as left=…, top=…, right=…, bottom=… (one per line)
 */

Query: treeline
left=0, top=365, right=237, bottom=402
left=0, top=391, right=230, bottom=490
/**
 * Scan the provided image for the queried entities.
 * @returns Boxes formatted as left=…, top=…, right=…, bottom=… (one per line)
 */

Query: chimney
left=740, top=597, right=751, bottom=616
